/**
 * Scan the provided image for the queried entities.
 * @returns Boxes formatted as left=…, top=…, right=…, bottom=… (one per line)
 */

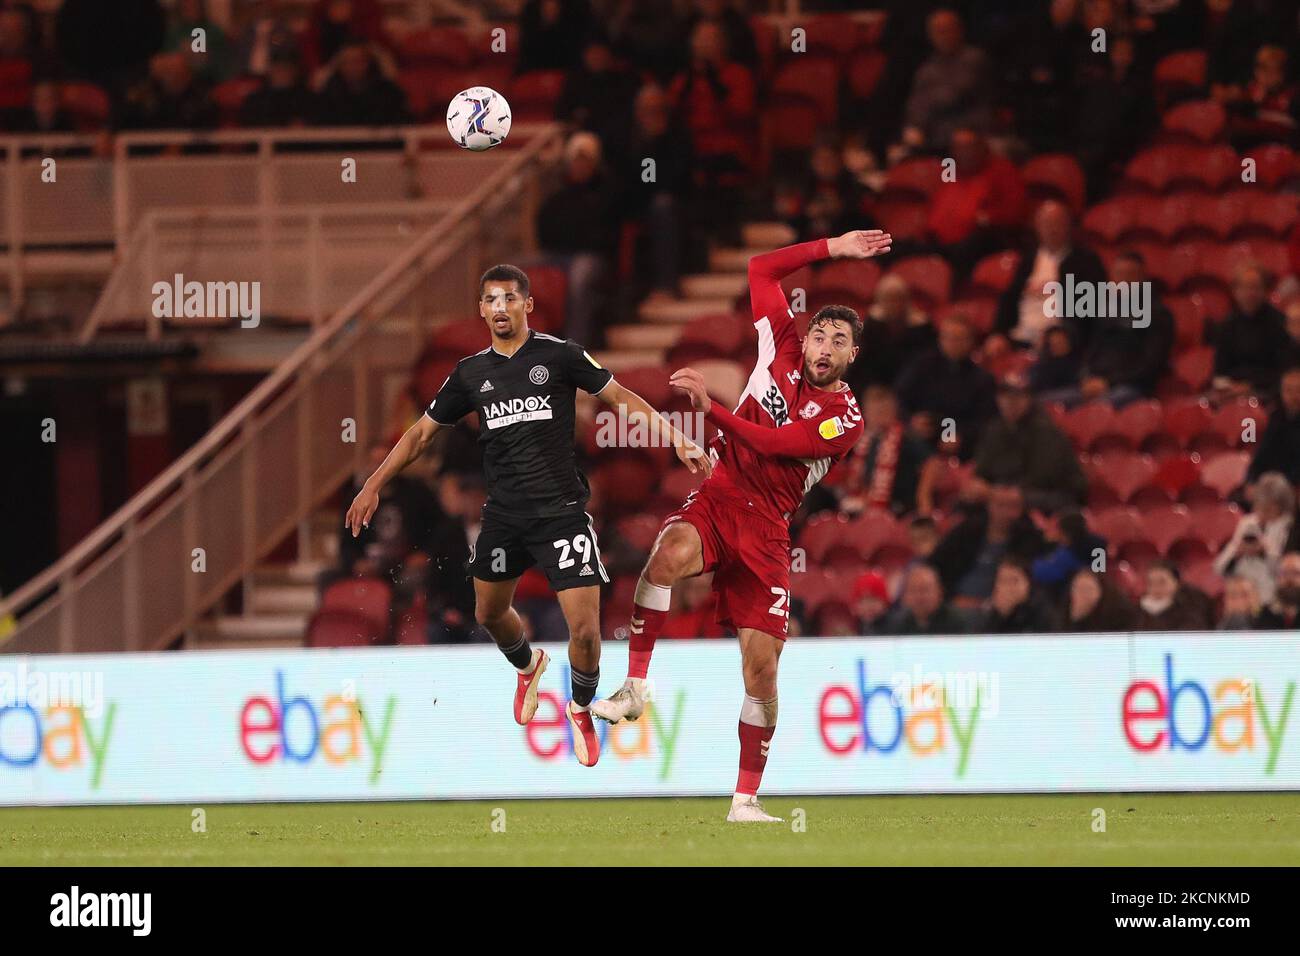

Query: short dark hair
left=808, top=304, right=863, bottom=345
left=479, top=264, right=530, bottom=298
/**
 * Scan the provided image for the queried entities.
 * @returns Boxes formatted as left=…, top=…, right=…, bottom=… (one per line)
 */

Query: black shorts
left=468, top=507, right=610, bottom=591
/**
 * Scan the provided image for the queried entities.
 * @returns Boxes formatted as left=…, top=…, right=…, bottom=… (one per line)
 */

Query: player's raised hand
left=675, top=438, right=713, bottom=477
left=670, top=367, right=711, bottom=414
left=828, top=229, right=893, bottom=260
left=345, top=485, right=379, bottom=537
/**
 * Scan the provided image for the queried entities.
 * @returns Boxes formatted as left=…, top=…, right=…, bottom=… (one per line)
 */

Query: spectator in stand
left=1040, top=250, right=1174, bottom=408
left=313, top=40, right=409, bottom=126
left=895, top=314, right=997, bottom=459
left=1214, top=470, right=1294, bottom=605
left=603, top=0, right=686, bottom=83
left=897, top=8, right=993, bottom=158
left=851, top=570, right=891, bottom=635
left=119, top=52, right=218, bottom=130
left=667, top=19, right=756, bottom=243
left=239, top=47, right=316, bottom=127
left=908, top=514, right=940, bottom=561
left=845, top=274, right=935, bottom=395
left=516, top=0, right=593, bottom=75
left=659, top=573, right=725, bottom=638
left=835, top=384, right=936, bottom=518
left=988, top=200, right=1106, bottom=357
left=1247, top=366, right=1300, bottom=486
left=535, top=131, right=618, bottom=345
left=1220, top=44, right=1297, bottom=151
left=302, top=0, right=387, bottom=75
left=925, top=127, right=1026, bottom=279
left=978, top=558, right=1058, bottom=633
left=55, top=0, right=166, bottom=104
left=1065, top=568, right=1138, bottom=632
left=0, top=7, right=34, bottom=115
left=1031, top=508, right=1107, bottom=600
left=1258, top=551, right=1300, bottom=629
left=1074, top=31, right=1153, bottom=201
left=930, top=483, right=1049, bottom=603
left=1283, top=300, right=1300, bottom=369
left=162, top=0, right=234, bottom=83
left=1219, top=574, right=1264, bottom=630
left=234, top=6, right=299, bottom=79
left=970, top=373, right=1087, bottom=512
left=1213, top=261, right=1288, bottom=397
left=610, top=83, right=693, bottom=302
left=1028, top=325, right=1081, bottom=395
left=423, top=469, right=481, bottom=643
left=879, top=562, right=970, bottom=635
left=9, top=78, right=74, bottom=132
left=556, top=31, right=639, bottom=157
left=1137, top=559, right=1215, bottom=631
left=684, top=0, right=759, bottom=71
left=776, top=133, right=868, bottom=244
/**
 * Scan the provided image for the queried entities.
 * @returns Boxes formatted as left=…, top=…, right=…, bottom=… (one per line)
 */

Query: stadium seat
left=939, top=296, right=997, bottom=335
left=800, top=15, right=867, bottom=56
left=1154, top=50, right=1207, bottom=101
left=617, top=513, right=664, bottom=554
left=212, top=77, right=262, bottom=125
left=1063, top=403, right=1118, bottom=453
left=307, top=609, right=387, bottom=648
left=508, top=69, right=567, bottom=121
left=593, top=455, right=660, bottom=511
left=694, top=359, right=747, bottom=408
left=1212, top=401, right=1268, bottom=448
left=1160, top=100, right=1226, bottom=143
left=1188, top=190, right=1251, bottom=241
left=770, top=57, right=840, bottom=125
left=846, top=48, right=887, bottom=101
left=967, top=250, right=1020, bottom=295
left=1170, top=349, right=1215, bottom=393
left=872, top=199, right=929, bottom=244
left=322, top=577, right=393, bottom=633
left=1250, top=144, right=1299, bottom=190
left=1150, top=194, right=1199, bottom=242
left=764, top=95, right=822, bottom=152
left=1088, top=451, right=1157, bottom=505
left=431, top=318, right=490, bottom=356
left=848, top=508, right=909, bottom=553
left=1022, top=154, right=1086, bottom=213
left=1164, top=296, right=1206, bottom=351
left=397, top=26, right=476, bottom=67
left=612, top=366, right=673, bottom=410
left=884, top=156, right=945, bottom=201
left=1089, top=506, right=1144, bottom=552
left=668, top=312, right=750, bottom=365
left=1199, top=451, right=1250, bottom=498
left=1139, top=503, right=1192, bottom=555
left=1187, top=501, right=1242, bottom=550
left=521, top=265, right=567, bottom=334
left=1113, top=560, right=1145, bottom=598
left=930, top=457, right=975, bottom=511
left=1159, top=398, right=1213, bottom=449
left=1113, top=400, right=1163, bottom=450
left=1241, top=190, right=1298, bottom=236
left=395, top=603, right=429, bottom=645
left=1082, top=196, right=1144, bottom=245
left=658, top=466, right=704, bottom=505
left=800, top=513, right=851, bottom=565
left=1150, top=453, right=1202, bottom=500
left=813, top=258, right=883, bottom=299
left=889, top=256, right=951, bottom=309
left=399, top=66, right=458, bottom=120
left=61, top=81, right=111, bottom=129
left=1181, top=557, right=1224, bottom=600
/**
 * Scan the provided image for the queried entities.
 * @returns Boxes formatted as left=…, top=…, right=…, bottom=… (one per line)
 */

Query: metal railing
left=0, top=123, right=561, bottom=654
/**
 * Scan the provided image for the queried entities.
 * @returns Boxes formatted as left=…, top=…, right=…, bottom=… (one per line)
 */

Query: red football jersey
left=704, top=238, right=863, bottom=525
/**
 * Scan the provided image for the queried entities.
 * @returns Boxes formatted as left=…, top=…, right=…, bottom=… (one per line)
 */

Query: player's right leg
left=591, top=519, right=704, bottom=724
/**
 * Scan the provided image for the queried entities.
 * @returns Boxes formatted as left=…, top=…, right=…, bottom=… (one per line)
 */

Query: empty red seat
left=764, top=95, right=822, bottom=152
left=1151, top=453, right=1202, bottom=499
left=322, top=577, right=393, bottom=633
left=1140, top=503, right=1193, bottom=554
left=508, top=69, right=566, bottom=120
left=873, top=199, right=930, bottom=244
left=1187, top=501, right=1243, bottom=550
left=1082, top=196, right=1142, bottom=244
left=884, top=156, right=945, bottom=201
left=669, top=313, right=749, bottom=364
left=1064, top=403, right=1118, bottom=452
left=1154, top=50, right=1207, bottom=95
left=1171, top=349, right=1215, bottom=393
left=1022, top=154, right=1086, bottom=213
left=1160, top=397, right=1213, bottom=448
left=398, top=26, right=476, bottom=67
left=889, top=256, right=952, bottom=308
left=1199, top=451, right=1250, bottom=498
left=967, top=250, right=1020, bottom=295
left=1089, top=506, right=1144, bottom=551
left=1113, top=400, right=1164, bottom=449
left=1161, top=99, right=1226, bottom=143
left=846, top=47, right=887, bottom=100
left=1089, top=452, right=1158, bottom=505
left=799, top=513, right=851, bottom=565
left=1251, top=144, right=1299, bottom=190
left=814, top=258, right=883, bottom=298
left=307, top=610, right=386, bottom=648
left=771, top=56, right=840, bottom=124
left=1242, top=190, right=1298, bottom=236
left=1181, top=557, right=1224, bottom=600
left=1212, top=401, right=1269, bottom=448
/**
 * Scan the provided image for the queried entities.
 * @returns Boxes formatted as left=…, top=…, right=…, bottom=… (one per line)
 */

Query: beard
left=803, top=357, right=846, bottom=387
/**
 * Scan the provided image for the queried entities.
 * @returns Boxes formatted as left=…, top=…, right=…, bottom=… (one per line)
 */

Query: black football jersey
left=426, top=330, right=614, bottom=517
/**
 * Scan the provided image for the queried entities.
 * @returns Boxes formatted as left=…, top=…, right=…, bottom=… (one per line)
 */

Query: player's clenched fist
left=828, top=229, right=893, bottom=260
left=345, top=485, right=379, bottom=537
left=670, top=367, right=711, bottom=414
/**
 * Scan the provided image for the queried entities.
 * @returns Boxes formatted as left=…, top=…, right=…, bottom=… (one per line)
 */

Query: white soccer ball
left=446, top=86, right=511, bottom=151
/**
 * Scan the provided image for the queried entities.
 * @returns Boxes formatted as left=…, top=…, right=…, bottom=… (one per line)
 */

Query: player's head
left=479, top=264, right=533, bottom=341
left=802, top=305, right=861, bottom=388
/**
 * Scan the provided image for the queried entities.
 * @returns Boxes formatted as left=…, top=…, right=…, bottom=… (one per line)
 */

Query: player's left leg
left=555, top=584, right=603, bottom=767
left=727, top=627, right=785, bottom=823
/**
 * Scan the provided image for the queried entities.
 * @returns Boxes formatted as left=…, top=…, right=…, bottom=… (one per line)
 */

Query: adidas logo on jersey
left=480, top=379, right=493, bottom=392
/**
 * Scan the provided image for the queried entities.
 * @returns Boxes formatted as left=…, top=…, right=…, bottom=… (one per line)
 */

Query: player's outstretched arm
left=825, top=228, right=893, bottom=261
left=595, top=379, right=713, bottom=477
left=345, top=415, right=442, bottom=536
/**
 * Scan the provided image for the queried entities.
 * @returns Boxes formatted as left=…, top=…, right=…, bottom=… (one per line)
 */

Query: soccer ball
left=446, top=86, right=511, bottom=151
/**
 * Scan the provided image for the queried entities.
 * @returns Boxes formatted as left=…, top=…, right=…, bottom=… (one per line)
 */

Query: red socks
left=628, top=577, right=672, bottom=680
left=735, top=694, right=778, bottom=796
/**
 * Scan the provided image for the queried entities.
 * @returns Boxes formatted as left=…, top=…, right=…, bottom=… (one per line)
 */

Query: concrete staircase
left=186, top=223, right=796, bottom=650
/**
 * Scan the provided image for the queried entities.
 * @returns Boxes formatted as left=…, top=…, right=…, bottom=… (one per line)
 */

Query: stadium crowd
left=6, top=0, right=1300, bottom=643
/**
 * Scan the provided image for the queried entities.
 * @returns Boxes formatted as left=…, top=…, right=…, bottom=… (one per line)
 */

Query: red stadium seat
left=967, top=250, right=1020, bottom=295
left=846, top=48, right=887, bottom=100
left=1181, top=558, right=1224, bottom=600
left=322, top=577, right=393, bottom=632
left=889, top=256, right=951, bottom=309
left=1154, top=50, right=1207, bottom=98
left=1187, top=501, right=1242, bottom=550
left=1241, top=190, right=1298, bottom=236
left=658, top=467, right=704, bottom=507
left=1022, top=154, right=1086, bottom=213
left=799, top=513, right=852, bottom=565
left=1160, top=398, right=1213, bottom=448
left=1170, top=349, right=1215, bottom=393
left=1140, top=503, right=1193, bottom=555
left=668, top=312, right=750, bottom=365
left=1161, top=100, right=1226, bottom=143
left=397, top=26, right=476, bottom=67
left=606, top=365, right=673, bottom=411
left=800, top=16, right=867, bottom=57
left=522, top=265, right=567, bottom=334
left=1188, top=190, right=1251, bottom=241
left=1082, top=196, right=1142, bottom=245
left=1089, top=506, right=1144, bottom=551
left=61, top=81, right=111, bottom=129
left=307, top=610, right=387, bottom=648
left=939, top=296, right=998, bottom=335
left=431, top=318, right=489, bottom=356
left=764, top=96, right=822, bottom=152
left=813, top=259, right=883, bottom=299
left=1113, top=400, right=1164, bottom=450
left=770, top=57, right=840, bottom=124
left=884, top=156, right=945, bottom=201
left=617, top=513, right=665, bottom=554
left=1212, top=401, right=1268, bottom=448
left=1090, top=452, right=1158, bottom=505
left=1150, top=194, right=1199, bottom=243
left=1064, top=403, right=1118, bottom=452
left=848, top=509, right=910, bottom=552
left=212, top=77, right=262, bottom=125
left=1250, top=144, right=1299, bottom=190
left=1164, top=296, right=1206, bottom=351
left=1150, top=453, right=1202, bottom=499
left=1199, top=451, right=1250, bottom=498
left=507, top=69, right=566, bottom=121
left=872, top=199, right=929, bottom=244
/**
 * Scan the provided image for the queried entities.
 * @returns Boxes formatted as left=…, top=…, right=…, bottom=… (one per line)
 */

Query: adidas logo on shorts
left=580, top=563, right=593, bottom=576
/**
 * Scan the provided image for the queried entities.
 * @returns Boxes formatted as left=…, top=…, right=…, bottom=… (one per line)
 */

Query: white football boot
left=590, top=678, right=646, bottom=724
left=726, top=795, right=783, bottom=823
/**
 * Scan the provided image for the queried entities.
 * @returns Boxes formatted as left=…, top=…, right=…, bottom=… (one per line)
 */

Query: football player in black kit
left=347, top=265, right=710, bottom=767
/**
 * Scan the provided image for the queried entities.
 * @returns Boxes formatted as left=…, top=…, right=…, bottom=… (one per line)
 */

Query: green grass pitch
left=1, top=793, right=1296, bottom=866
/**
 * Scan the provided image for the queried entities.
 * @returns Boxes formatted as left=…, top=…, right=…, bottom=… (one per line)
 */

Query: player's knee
left=475, top=602, right=509, bottom=630
left=743, top=654, right=780, bottom=698
left=568, top=619, right=600, bottom=653
left=647, top=531, right=695, bottom=582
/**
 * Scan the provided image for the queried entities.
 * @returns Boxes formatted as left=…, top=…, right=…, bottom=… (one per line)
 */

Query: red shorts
left=662, top=482, right=792, bottom=638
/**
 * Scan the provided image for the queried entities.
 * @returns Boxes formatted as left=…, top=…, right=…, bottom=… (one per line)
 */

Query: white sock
left=570, top=700, right=589, bottom=713
left=517, top=648, right=540, bottom=675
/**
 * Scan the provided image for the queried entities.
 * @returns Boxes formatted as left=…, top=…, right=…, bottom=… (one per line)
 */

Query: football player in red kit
left=591, top=229, right=893, bottom=821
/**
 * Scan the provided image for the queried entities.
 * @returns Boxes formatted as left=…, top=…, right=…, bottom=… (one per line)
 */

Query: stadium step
left=707, top=246, right=754, bottom=273
left=593, top=349, right=669, bottom=372
left=741, top=222, right=797, bottom=249
left=604, top=323, right=682, bottom=351
left=638, top=296, right=735, bottom=324
left=255, top=559, right=332, bottom=586
left=680, top=272, right=747, bottom=300
left=248, top=582, right=319, bottom=616
left=190, top=613, right=308, bottom=649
